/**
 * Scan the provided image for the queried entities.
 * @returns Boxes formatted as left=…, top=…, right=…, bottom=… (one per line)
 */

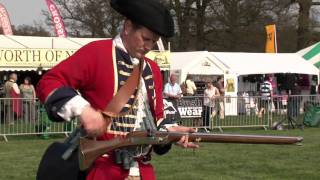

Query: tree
left=166, top=0, right=195, bottom=50
left=291, top=0, right=320, bottom=49
left=167, top=0, right=296, bottom=52
left=43, top=0, right=123, bottom=37
left=205, top=0, right=294, bottom=52
left=42, top=0, right=320, bottom=52
left=13, top=24, right=50, bottom=37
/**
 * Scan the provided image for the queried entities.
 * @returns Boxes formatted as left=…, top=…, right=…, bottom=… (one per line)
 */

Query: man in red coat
left=37, top=0, right=198, bottom=179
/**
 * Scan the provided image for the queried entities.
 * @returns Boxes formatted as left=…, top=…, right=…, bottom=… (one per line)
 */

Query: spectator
left=164, top=73, right=182, bottom=99
left=268, top=75, right=277, bottom=95
left=310, top=75, right=317, bottom=101
left=215, top=76, right=225, bottom=119
left=203, top=81, right=220, bottom=128
left=287, top=83, right=302, bottom=128
left=258, top=76, right=273, bottom=118
left=182, top=74, right=197, bottom=96
left=20, top=77, right=36, bottom=123
left=4, top=73, right=22, bottom=125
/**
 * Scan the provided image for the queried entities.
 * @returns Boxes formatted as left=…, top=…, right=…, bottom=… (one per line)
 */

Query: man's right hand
left=80, top=106, right=107, bottom=137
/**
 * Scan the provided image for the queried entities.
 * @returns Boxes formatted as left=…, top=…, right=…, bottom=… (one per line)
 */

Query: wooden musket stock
left=78, top=131, right=303, bottom=170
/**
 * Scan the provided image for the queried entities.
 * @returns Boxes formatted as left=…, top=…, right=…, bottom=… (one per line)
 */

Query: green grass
left=0, top=128, right=319, bottom=180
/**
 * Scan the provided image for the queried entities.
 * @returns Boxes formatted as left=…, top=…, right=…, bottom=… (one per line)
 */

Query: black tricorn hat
left=110, top=0, right=174, bottom=38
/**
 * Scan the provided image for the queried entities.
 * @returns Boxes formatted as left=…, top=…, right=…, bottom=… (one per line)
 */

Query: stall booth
left=163, top=51, right=226, bottom=123
left=0, top=35, right=108, bottom=86
left=146, top=50, right=171, bottom=86
left=211, top=52, right=320, bottom=115
left=0, top=35, right=110, bottom=123
left=170, top=51, right=226, bottom=94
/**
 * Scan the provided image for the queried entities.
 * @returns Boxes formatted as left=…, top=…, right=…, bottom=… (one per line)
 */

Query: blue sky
left=0, top=0, right=47, bottom=26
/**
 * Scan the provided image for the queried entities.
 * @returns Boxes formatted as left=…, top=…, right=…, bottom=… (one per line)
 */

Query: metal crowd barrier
left=165, top=94, right=320, bottom=132
left=1, top=95, right=319, bottom=141
left=0, top=98, right=77, bottom=142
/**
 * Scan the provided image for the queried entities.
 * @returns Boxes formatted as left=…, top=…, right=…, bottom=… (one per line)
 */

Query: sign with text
left=46, top=0, right=67, bottom=37
left=0, top=48, right=76, bottom=68
left=176, top=96, right=203, bottom=118
left=145, top=50, right=170, bottom=69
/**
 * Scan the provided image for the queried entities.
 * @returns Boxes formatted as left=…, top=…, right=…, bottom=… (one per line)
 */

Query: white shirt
left=185, top=79, right=197, bottom=95
left=164, top=83, right=182, bottom=97
left=203, top=87, right=218, bottom=107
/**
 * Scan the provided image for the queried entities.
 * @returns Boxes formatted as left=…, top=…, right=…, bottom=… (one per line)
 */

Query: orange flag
left=265, top=24, right=277, bottom=53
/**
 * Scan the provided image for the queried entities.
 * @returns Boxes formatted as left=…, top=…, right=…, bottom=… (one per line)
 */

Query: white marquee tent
left=170, top=51, right=226, bottom=83
left=297, top=42, right=320, bottom=68
left=0, top=35, right=109, bottom=71
left=211, top=52, right=320, bottom=76
left=0, top=35, right=108, bottom=49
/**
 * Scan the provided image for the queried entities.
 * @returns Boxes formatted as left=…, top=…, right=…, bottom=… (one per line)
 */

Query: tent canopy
left=0, top=35, right=108, bottom=49
left=0, top=35, right=109, bottom=71
left=170, top=51, right=226, bottom=82
left=211, top=52, right=319, bottom=76
left=297, top=42, right=320, bottom=68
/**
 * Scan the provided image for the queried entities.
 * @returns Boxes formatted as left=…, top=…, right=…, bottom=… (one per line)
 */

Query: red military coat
left=37, top=39, right=165, bottom=180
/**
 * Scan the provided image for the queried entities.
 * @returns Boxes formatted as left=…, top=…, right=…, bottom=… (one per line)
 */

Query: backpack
left=180, top=81, right=188, bottom=95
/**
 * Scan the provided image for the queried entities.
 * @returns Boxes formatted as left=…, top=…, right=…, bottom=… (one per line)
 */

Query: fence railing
left=165, top=94, right=320, bottom=131
left=1, top=95, right=319, bottom=141
left=0, top=98, right=77, bottom=141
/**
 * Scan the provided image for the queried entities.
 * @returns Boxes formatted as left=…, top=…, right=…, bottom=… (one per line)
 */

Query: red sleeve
left=147, top=59, right=164, bottom=121
left=36, top=41, right=99, bottom=103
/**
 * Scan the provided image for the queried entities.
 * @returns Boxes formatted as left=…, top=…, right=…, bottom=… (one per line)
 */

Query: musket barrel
left=154, top=132, right=303, bottom=145
left=78, top=131, right=303, bottom=170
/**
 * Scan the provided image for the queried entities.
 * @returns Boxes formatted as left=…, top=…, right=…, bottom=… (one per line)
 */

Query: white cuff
left=57, top=95, right=90, bottom=121
left=159, top=123, right=179, bottom=131
left=128, top=161, right=140, bottom=176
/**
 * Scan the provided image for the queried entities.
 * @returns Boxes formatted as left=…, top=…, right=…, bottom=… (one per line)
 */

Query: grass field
left=0, top=128, right=319, bottom=180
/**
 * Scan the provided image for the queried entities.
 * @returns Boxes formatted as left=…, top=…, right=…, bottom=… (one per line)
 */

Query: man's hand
left=80, top=106, right=107, bottom=137
left=167, top=126, right=199, bottom=148
left=175, top=94, right=182, bottom=99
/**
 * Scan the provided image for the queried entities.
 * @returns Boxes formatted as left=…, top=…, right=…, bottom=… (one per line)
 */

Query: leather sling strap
left=103, top=62, right=142, bottom=115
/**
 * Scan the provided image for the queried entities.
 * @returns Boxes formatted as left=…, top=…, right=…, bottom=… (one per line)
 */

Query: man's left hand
left=166, top=126, right=200, bottom=148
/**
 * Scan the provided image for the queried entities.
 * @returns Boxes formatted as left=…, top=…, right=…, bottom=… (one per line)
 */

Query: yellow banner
left=145, top=50, right=171, bottom=69
left=0, top=48, right=76, bottom=68
left=265, top=24, right=277, bottom=53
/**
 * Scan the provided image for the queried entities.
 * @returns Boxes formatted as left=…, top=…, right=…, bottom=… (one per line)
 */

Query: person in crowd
left=164, top=73, right=182, bottom=99
left=287, top=82, right=302, bottom=128
left=215, top=76, right=225, bottom=119
left=310, top=75, right=317, bottom=101
left=258, top=76, right=273, bottom=118
left=4, top=73, right=22, bottom=125
left=20, top=77, right=36, bottom=123
left=0, top=81, right=4, bottom=98
left=267, top=75, right=277, bottom=111
left=202, top=81, right=220, bottom=129
left=36, top=0, right=198, bottom=179
left=268, top=75, right=277, bottom=95
left=183, top=74, right=197, bottom=96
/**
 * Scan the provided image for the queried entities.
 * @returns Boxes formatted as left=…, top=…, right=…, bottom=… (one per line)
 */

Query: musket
left=78, top=130, right=303, bottom=170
